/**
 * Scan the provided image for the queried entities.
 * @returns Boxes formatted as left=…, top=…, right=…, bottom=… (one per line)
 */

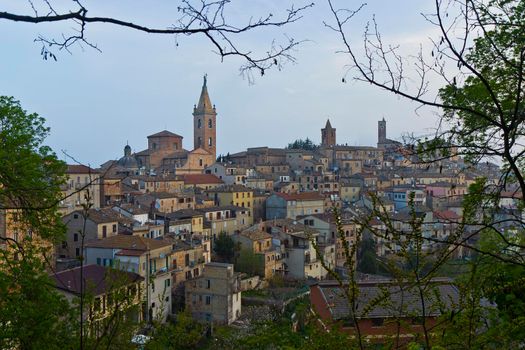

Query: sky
left=0, top=0, right=444, bottom=167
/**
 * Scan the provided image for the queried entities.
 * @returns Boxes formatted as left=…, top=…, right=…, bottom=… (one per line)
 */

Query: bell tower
left=378, top=117, right=387, bottom=144
left=193, top=74, right=217, bottom=159
left=321, top=119, right=336, bottom=147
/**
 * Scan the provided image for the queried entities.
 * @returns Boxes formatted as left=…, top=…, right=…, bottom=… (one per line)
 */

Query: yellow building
left=207, top=185, right=254, bottom=225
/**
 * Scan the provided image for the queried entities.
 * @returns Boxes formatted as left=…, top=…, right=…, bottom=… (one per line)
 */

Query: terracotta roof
left=275, top=192, right=324, bottom=201
left=433, top=210, right=460, bottom=221
left=182, top=174, right=223, bottom=185
left=66, top=164, right=99, bottom=174
left=147, top=130, right=183, bottom=138
left=53, top=264, right=143, bottom=296
left=207, top=184, right=252, bottom=193
left=85, top=235, right=171, bottom=251
left=239, top=230, right=272, bottom=241
left=66, top=208, right=121, bottom=224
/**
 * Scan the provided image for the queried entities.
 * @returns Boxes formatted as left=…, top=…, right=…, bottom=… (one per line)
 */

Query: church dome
left=117, top=145, right=139, bottom=169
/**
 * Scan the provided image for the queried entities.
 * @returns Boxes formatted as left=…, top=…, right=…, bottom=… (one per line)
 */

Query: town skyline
left=1, top=0, right=441, bottom=167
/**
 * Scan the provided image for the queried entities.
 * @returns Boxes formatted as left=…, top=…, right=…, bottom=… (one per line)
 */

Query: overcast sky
left=0, top=0, right=444, bottom=167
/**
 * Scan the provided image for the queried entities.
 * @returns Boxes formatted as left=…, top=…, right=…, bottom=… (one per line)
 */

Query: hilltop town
left=1, top=75, right=500, bottom=340
left=1, top=76, right=511, bottom=347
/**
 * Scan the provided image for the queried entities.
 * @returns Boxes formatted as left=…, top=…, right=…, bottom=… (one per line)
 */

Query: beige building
left=266, top=192, right=325, bottom=220
left=60, top=165, right=101, bottom=215
left=84, top=235, right=176, bottom=322
left=59, top=208, right=120, bottom=259
left=185, top=262, right=242, bottom=325
left=52, top=264, right=143, bottom=336
left=233, top=230, right=284, bottom=279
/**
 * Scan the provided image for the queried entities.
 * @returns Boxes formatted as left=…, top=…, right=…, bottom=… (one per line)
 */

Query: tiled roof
left=147, top=130, right=183, bottom=138
left=53, top=264, right=143, bottom=296
left=207, top=184, right=252, bottom=193
left=433, top=210, right=460, bottom=221
left=314, top=278, right=459, bottom=320
left=239, top=230, right=271, bottom=241
left=85, top=235, right=171, bottom=251
left=67, top=208, right=121, bottom=224
left=275, top=192, right=324, bottom=201
left=182, top=174, right=224, bottom=185
left=66, top=164, right=99, bottom=174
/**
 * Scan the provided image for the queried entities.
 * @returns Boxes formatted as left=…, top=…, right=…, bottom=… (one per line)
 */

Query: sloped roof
left=85, top=235, right=171, bottom=251
left=239, top=230, right=272, bottom=241
left=66, top=164, right=100, bottom=174
left=182, top=174, right=223, bottom=185
left=275, top=192, right=324, bottom=201
left=147, top=130, right=183, bottom=138
left=194, top=75, right=215, bottom=115
left=53, top=264, right=143, bottom=296
left=314, top=278, right=459, bottom=320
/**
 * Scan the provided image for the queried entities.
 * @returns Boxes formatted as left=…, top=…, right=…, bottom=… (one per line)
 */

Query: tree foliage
left=286, top=138, right=319, bottom=151
left=213, top=232, right=236, bottom=263
left=0, top=96, right=66, bottom=242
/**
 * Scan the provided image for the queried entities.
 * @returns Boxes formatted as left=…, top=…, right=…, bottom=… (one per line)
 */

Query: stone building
left=185, top=262, right=242, bottom=325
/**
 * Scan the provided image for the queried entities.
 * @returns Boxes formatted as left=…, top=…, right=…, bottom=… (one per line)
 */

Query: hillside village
left=2, top=76, right=508, bottom=343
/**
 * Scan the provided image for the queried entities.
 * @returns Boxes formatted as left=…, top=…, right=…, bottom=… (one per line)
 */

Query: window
left=73, top=213, right=79, bottom=219
left=75, top=248, right=80, bottom=256
left=208, top=137, right=212, bottom=146
left=208, top=119, right=213, bottom=128
left=102, top=225, right=107, bottom=238
left=73, top=233, right=78, bottom=242
left=96, top=258, right=101, bottom=265
left=198, top=119, right=202, bottom=128
left=372, top=318, right=384, bottom=327
left=61, top=241, right=67, bottom=249
left=165, top=279, right=171, bottom=288
left=207, top=279, right=211, bottom=289
left=205, top=296, right=211, bottom=305
left=112, top=224, right=117, bottom=233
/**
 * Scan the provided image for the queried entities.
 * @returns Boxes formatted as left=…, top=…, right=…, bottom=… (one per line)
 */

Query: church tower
left=378, top=118, right=387, bottom=145
left=321, top=119, right=336, bottom=147
left=193, top=75, right=217, bottom=160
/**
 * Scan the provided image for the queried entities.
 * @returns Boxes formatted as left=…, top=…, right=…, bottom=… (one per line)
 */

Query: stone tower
left=193, top=75, right=217, bottom=160
left=378, top=118, right=387, bottom=144
left=321, top=119, right=336, bottom=147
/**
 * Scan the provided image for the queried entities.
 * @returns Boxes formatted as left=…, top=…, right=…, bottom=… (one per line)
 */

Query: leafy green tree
left=286, top=137, right=319, bottom=151
left=235, top=249, right=262, bottom=276
left=146, top=311, right=206, bottom=350
left=356, top=236, right=378, bottom=274
left=0, top=242, right=78, bottom=350
left=0, top=96, right=67, bottom=242
left=213, top=232, right=236, bottom=263
left=0, top=96, right=75, bottom=349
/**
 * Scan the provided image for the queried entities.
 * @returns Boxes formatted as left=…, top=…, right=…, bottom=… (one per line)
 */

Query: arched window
left=208, top=119, right=213, bottom=128
left=197, top=119, right=202, bottom=128
left=199, top=159, right=203, bottom=166
left=208, top=137, right=212, bottom=146
left=197, top=137, right=202, bottom=147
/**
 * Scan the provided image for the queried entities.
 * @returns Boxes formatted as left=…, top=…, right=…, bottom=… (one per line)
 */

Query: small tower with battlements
left=378, top=117, right=387, bottom=145
left=321, top=119, right=336, bottom=147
